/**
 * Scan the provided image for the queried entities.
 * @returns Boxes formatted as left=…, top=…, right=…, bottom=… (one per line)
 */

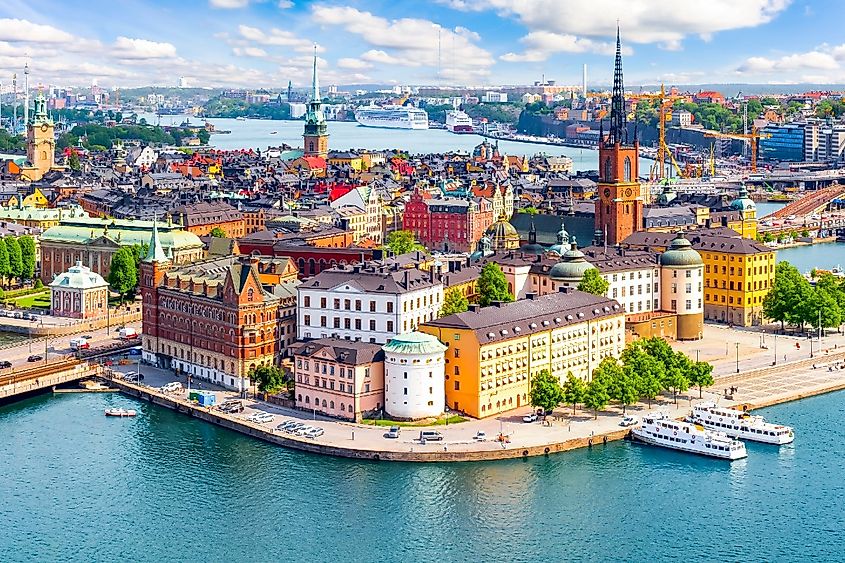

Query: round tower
left=659, top=232, right=704, bottom=340
left=383, top=332, right=447, bottom=420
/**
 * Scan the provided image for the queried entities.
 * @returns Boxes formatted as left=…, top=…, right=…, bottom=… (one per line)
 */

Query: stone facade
left=49, top=261, right=109, bottom=320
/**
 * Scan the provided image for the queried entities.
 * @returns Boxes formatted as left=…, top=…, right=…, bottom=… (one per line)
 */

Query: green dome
left=730, top=186, right=756, bottom=211
left=520, top=242, right=545, bottom=255
left=549, top=241, right=596, bottom=281
left=383, top=332, right=447, bottom=355
left=484, top=215, right=520, bottom=251
left=660, top=233, right=703, bottom=267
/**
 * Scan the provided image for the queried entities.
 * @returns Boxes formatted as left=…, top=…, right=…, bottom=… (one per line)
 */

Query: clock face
left=603, top=188, right=611, bottom=199
left=625, top=188, right=633, bottom=198
left=41, top=124, right=49, bottom=132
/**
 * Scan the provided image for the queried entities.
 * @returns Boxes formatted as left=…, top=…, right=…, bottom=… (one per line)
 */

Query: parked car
left=419, top=430, right=443, bottom=442
left=294, top=425, right=316, bottom=436
left=474, top=431, right=487, bottom=441
left=522, top=413, right=538, bottom=423
left=304, top=428, right=324, bottom=439
left=13, top=312, right=22, bottom=319
left=0, top=360, right=12, bottom=369
left=275, top=420, right=294, bottom=431
left=385, top=426, right=401, bottom=439
left=620, top=416, right=640, bottom=427
left=27, top=355, right=43, bottom=362
left=0, top=310, right=8, bottom=317
left=160, top=382, right=183, bottom=393
left=286, top=423, right=305, bottom=434
left=122, top=372, right=144, bottom=382
left=219, top=401, right=244, bottom=413
left=252, top=412, right=274, bottom=424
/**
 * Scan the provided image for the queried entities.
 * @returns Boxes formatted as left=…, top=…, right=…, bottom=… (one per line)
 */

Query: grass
left=5, top=290, right=50, bottom=309
left=362, top=415, right=467, bottom=427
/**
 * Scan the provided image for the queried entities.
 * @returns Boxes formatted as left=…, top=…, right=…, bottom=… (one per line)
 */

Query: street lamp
left=735, top=342, right=740, bottom=374
left=773, top=333, right=778, bottom=365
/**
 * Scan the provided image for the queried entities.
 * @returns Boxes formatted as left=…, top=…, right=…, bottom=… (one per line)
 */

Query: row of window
left=297, top=395, right=354, bottom=413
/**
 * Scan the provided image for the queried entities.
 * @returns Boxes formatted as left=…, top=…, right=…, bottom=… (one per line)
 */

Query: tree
left=626, top=347, right=664, bottom=407
left=802, top=285, right=841, bottom=335
left=763, top=261, right=811, bottom=330
left=577, top=268, right=609, bottom=296
left=583, top=377, right=610, bottom=419
left=663, top=352, right=691, bottom=404
left=197, top=129, right=211, bottom=145
left=108, top=247, right=138, bottom=302
left=561, top=372, right=587, bottom=415
left=593, top=356, right=638, bottom=414
left=209, top=226, right=227, bottom=238
left=477, top=263, right=513, bottom=307
left=34, top=279, right=43, bottom=290
left=128, top=243, right=149, bottom=269
left=17, top=236, right=36, bottom=280
left=0, top=238, right=9, bottom=285
left=249, top=365, right=286, bottom=394
left=688, top=361, right=714, bottom=398
left=439, top=287, right=469, bottom=318
left=68, top=152, right=81, bottom=171
left=5, top=237, right=22, bottom=283
left=529, top=369, right=563, bottom=414
left=385, top=230, right=424, bottom=255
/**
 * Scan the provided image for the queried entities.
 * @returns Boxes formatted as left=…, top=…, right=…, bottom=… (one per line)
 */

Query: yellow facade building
left=420, top=290, right=625, bottom=418
left=19, top=93, right=64, bottom=182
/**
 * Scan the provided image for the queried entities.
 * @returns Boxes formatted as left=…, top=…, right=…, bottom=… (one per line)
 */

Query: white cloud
left=0, top=18, right=76, bottom=43
left=500, top=31, right=624, bottom=62
left=233, top=46, right=269, bottom=58
left=360, top=49, right=409, bottom=66
left=236, top=24, right=316, bottom=53
left=112, top=37, right=178, bottom=60
left=209, top=0, right=250, bottom=8
left=278, top=0, right=294, bottom=7
left=337, top=57, right=372, bottom=70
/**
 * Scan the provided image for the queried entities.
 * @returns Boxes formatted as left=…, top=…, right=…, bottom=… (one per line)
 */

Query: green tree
left=529, top=369, right=563, bottom=414
left=577, top=268, right=609, bottom=296
left=522, top=206, right=539, bottom=215
left=197, top=129, right=211, bottom=145
left=385, top=230, right=424, bottom=255
left=802, top=285, right=841, bottom=335
left=561, top=372, right=587, bottom=415
left=688, top=361, right=714, bottom=398
left=209, top=226, right=227, bottom=238
left=34, top=279, right=43, bottom=290
left=0, top=238, right=10, bottom=285
left=477, top=263, right=514, bottom=307
left=108, top=247, right=138, bottom=302
left=663, top=352, right=691, bottom=404
left=765, top=262, right=811, bottom=330
left=68, top=152, right=81, bottom=171
left=439, top=287, right=469, bottom=318
left=249, top=365, right=286, bottom=394
left=593, top=356, right=638, bottom=414
left=583, top=377, right=610, bottom=419
left=5, top=237, right=22, bottom=282
left=17, top=236, right=36, bottom=280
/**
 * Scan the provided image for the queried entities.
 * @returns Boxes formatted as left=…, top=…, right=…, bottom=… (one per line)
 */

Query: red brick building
left=171, top=201, right=246, bottom=239
left=402, top=189, right=494, bottom=253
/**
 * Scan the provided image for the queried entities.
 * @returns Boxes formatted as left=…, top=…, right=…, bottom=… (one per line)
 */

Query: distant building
left=482, top=91, right=508, bottom=103
left=760, top=124, right=805, bottom=162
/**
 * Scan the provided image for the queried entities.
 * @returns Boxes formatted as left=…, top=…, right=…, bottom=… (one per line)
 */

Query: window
left=355, top=300, right=361, bottom=311
left=387, top=321, right=394, bottom=332
left=454, top=381, right=460, bottom=391
left=387, top=302, right=394, bottom=313
left=355, top=319, right=361, bottom=330
left=454, top=366, right=460, bottom=375
left=320, top=316, right=327, bottom=327
left=304, top=314, right=311, bottom=325
left=369, top=320, right=376, bottom=331
left=304, top=296, right=311, bottom=307
left=453, top=348, right=460, bottom=358
left=320, top=297, right=327, bottom=308
left=334, top=299, right=340, bottom=309
left=369, top=301, right=376, bottom=312
left=603, top=157, right=612, bottom=181
left=685, top=300, right=692, bottom=310
left=623, top=156, right=631, bottom=182
left=403, top=388, right=408, bottom=395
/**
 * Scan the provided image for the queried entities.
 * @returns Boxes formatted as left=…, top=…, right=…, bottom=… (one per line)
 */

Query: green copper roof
left=660, top=233, right=704, bottom=267
left=383, top=332, right=447, bottom=356
left=42, top=216, right=203, bottom=251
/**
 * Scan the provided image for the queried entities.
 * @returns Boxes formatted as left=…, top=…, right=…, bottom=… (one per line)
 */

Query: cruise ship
left=632, top=412, right=747, bottom=460
left=688, top=402, right=794, bottom=445
left=354, top=105, right=429, bottom=130
left=446, top=110, right=474, bottom=133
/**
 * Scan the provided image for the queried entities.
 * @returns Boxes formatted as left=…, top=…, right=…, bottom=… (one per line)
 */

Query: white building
left=383, top=332, right=447, bottom=420
left=50, top=261, right=109, bottom=320
left=482, top=92, right=508, bottom=103
left=289, top=103, right=307, bottom=119
left=329, top=185, right=383, bottom=244
left=297, top=264, right=444, bottom=344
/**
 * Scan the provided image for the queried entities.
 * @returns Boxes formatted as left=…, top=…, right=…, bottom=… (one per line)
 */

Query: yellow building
left=327, top=152, right=363, bottom=172
left=0, top=203, right=87, bottom=230
left=19, top=93, right=64, bottom=182
left=420, top=290, right=625, bottom=418
left=21, top=187, right=50, bottom=209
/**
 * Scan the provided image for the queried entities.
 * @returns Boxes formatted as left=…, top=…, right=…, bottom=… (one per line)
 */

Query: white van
left=119, top=327, right=139, bottom=340
left=70, top=337, right=90, bottom=350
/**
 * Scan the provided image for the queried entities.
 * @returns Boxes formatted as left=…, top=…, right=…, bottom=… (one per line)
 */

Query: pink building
left=49, top=261, right=109, bottom=320
left=291, top=338, right=385, bottom=422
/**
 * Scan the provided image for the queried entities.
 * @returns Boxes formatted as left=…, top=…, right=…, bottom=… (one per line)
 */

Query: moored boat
left=632, top=412, right=747, bottom=460
left=104, top=408, right=137, bottom=417
left=688, top=402, right=794, bottom=445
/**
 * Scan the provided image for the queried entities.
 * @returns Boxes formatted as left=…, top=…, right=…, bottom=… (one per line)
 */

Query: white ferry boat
left=354, top=105, right=429, bottom=130
left=446, top=110, right=474, bottom=133
left=632, top=412, right=747, bottom=460
left=688, top=402, right=794, bottom=445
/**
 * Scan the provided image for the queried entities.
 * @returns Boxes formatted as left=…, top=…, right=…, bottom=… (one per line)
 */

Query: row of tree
left=530, top=337, right=714, bottom=418
left=107, top=243, right=149, bottom=303
left=0, top=236, right=37, bottom=286
left=763, top=261, right=845, bottom=332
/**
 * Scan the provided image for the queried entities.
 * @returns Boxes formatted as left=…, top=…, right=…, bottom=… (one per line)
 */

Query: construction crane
left=628, top=83, right=687, bottom=180
left=704, top=126, right=772, bottom=173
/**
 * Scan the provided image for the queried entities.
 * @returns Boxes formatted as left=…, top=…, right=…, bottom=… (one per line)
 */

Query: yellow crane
left=628, top=84, right=687, bottom=179
left=704, top=126, right=772, bottom=173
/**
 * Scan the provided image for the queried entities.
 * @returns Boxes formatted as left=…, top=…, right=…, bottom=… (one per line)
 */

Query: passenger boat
left=104, top=408, right=137, bottom=417
left=688, top=402, right=794, bottom=445
left=632, top=412, right=747, bottom=460
left=354, top=105, right=429, bottom=129
left=446, top=110, right=474, bottom=133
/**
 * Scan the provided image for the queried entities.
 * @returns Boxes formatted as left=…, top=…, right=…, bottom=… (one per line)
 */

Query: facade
left=40, top=216, right=204, bottom=282
left=297, top=263, right=443, bottom=344
left=420, top=290, right=625, bottom=418
left=383, top=332, right=447, bottom=420
left=760, top=124, right=805, bottom=162
left=595, top=29, right=643, bottom=246
left=49, top=261, right=109, bottom=320
left=403, top=190, right=494, bottom=253
left=330, top=186, right=383, bottom=244
left=0, top=204, right=86, bottom=230
left=141, top=225, right=297, bottom=390
left=291, top=338, right=384, bottom=421
left=303, top=50, right=329, bottom=158
left=171, top=202, right=246, bottom=239
left=19, top=93, right=62, bottom=182
left=804, top=119, right=845, bottom=163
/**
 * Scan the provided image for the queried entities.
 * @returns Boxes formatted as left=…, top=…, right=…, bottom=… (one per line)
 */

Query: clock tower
left=595, top=27, right=643, bottom=246
left=22, top=92, right=57, bottom=182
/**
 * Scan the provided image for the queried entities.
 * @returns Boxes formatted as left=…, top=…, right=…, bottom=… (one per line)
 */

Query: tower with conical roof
left=303, top=46, right=328, bottom=158
left=22, top=90, right=57, bottom=181
left=140, top=216, right=171, bottom=365
left=595, top=26, right=643, bottom=246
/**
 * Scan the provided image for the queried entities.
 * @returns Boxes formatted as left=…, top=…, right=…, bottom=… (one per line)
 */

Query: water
left=1, top=390, right=842, bottom=561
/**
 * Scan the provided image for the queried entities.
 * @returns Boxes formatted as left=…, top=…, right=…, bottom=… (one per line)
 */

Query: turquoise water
left=1, top=391, right=842, bottom=561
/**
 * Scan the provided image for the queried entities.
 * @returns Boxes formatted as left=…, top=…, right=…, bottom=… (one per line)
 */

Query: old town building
left=420, top=289, right=625, bottom=418
left=49, top=261, right=109, bottom=320
left=170, top=201, right=246, bottom=239
left=403, top=189, right=494, bottom=253
left=141, top=223, right=297, bottom=390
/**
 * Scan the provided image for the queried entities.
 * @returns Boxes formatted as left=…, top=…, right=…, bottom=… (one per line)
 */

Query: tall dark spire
left=609, top=25, right=627, bottom=145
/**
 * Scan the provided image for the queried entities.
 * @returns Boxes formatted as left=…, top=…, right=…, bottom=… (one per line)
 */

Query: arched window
left=340, top=403, right=345, bottom=411
left=322, top=399, right=327, bottom=407
left=305, top=396, right=310, bottom=404
left=623, top=156, right=632, bottom=182
left=330, top=401, right=334, bottom=409
left=603, top=157, right=612, bottom=182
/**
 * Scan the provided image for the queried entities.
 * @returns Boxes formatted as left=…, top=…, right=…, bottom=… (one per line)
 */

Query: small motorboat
left=269, top=131, right=278, bottom=135
left=104, top=408, right=137, bottom=417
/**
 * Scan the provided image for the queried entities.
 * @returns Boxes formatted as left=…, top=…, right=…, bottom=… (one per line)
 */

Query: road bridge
left=0, top=359, right=99, bottom=401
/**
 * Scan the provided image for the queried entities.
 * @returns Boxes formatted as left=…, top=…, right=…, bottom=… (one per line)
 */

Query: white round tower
left=383, top=332, right=447, bottom=420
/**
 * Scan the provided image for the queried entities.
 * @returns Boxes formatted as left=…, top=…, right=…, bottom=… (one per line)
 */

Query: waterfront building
left=141, top=232, right=297, bottom=390
left=40, top=216, right=204, bottom=282
left=291, top=338, right=384, bottom=422
left=402, top=189, right=494, bottom=253
left=420, top=290, right=625, bottom=418
left=49, top=261, right=109, bottom=320
left=595, top=28, right=643, bottom=246
left=303, top=49, right=329, bottom=158
left=297, top=263, right=443, bottom=344
left=383, top=332, right=447, bottom=420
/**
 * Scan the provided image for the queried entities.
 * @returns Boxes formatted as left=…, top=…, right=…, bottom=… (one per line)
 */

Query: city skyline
left=0, top=1, right=844, bottom=89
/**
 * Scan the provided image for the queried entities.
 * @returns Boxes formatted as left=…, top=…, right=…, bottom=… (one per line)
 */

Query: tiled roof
left=300, top=264, right=440, bottom=294
left=289, top=337, right=384, bottom=365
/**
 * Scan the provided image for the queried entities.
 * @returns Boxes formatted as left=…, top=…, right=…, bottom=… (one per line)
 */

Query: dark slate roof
left=425, top=289, right=623, bottom=343
left=579, top=245, right=660, bottom=271
left=300, top=264, right=440, bottom=294
left=622, top=229, right=772, bottom=255
left=289, top=337, right=384, bottom=365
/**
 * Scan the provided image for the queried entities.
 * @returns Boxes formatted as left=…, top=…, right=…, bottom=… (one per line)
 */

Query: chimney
left=559, top=285, right=570, bottom=293
left=492, top=300, right=504, bottom=308
left=403, top=270, right=410, bottom=288
left=468, top=304, right=481, bottom=313
left=525, top=292, right=537, bottom=300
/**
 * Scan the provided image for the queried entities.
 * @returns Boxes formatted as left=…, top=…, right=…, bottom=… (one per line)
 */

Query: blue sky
left=0, top=0, right=844, bottom=89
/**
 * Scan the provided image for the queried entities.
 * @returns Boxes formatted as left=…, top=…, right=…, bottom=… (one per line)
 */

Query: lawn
left=363, top=414, right=467, bottom=427
left=6, top=290, right=50, bottom=309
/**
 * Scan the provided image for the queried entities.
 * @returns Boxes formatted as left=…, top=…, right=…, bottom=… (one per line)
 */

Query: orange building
left=171, top=201, right=246, bottom=239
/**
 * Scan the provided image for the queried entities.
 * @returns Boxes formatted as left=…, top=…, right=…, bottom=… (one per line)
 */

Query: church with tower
left=19, top=91, right=64, bottom=182
left=303, top=47, right=328, bottom=158
left=594, top=28, right=643, bottom=246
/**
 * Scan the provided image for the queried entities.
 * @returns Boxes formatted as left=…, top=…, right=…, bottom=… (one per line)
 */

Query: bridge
left=764, top=184, right=845, bottom=220
left=0, top=359, right=99, bottom=401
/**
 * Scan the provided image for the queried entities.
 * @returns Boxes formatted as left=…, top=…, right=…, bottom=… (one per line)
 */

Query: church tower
left=140, top=217, right=171, bottom=366
left=595, top=27, right=643, bottom=246
left=23, top=91, right=56, bottom=182
left=303, top=47, right=328, bottom=158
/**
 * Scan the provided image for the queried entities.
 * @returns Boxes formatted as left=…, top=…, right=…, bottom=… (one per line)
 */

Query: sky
left=1, top=0, right=845, bottom=90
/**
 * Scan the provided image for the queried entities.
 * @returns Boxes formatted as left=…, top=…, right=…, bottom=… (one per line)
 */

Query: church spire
left=145, top=214, right=168, bottom=263
left=609, top=24, right=627, bottom=145
left=311, top=45, right=320, bottom=103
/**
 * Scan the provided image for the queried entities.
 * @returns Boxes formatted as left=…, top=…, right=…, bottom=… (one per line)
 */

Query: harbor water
left=0, top=390, right=842, bottom=561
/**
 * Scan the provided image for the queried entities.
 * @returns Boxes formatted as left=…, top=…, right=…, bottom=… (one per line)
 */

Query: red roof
left=301, top=156, right=326, bottom=169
